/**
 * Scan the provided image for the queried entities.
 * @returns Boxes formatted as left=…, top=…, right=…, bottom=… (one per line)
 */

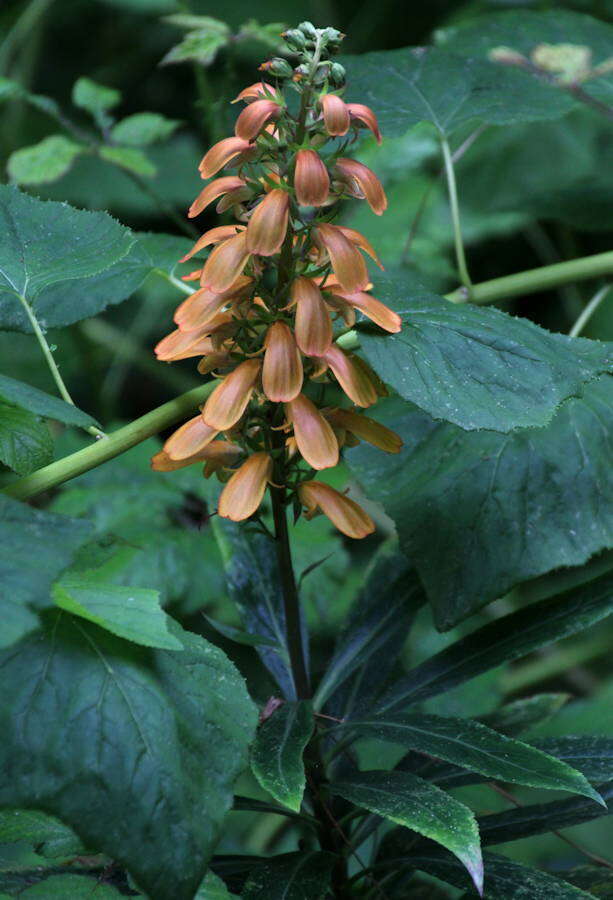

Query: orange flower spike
left=286, top=394, right=339, bottom=470
left=246, top=189, right=290, bottom=256
left=262, top=321, right=303, bottom=402
left=298, top=481, right=375, bottom=539
left=201, top=358, right=262, bottom=430
left=198, top=137, right=252, bottom=179
left=163, top=415, right=218, bottom=460
left=321, top=344, right=378, bottom=408
left=320, top=93, right=350, bottom=136
left=218, top=452, right=273, bottom=521
left=200, top=231, right=251, bottom=294
left=179, top=226, right=245, bottom=263
left=188, top=175, right=246, bottom=219
left=334, top=158, right=387, bottom=215
left=294, top=149, right=330, bottom=207
left=231, top=82, right=275, bottom=103
left=327, top=288, right=401, bottom=334
left=235, top=99, right=281, bottom=141
left=315, top=223, right=369, bottom=294
left=326, top=409, right=402, bottom=453
left=291, top=277, right=333, bottom=356
left=346, top=103, right=382, bottom=144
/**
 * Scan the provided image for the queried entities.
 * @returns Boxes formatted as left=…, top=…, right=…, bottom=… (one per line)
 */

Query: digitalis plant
left=153, top=21, right=402, bottom=541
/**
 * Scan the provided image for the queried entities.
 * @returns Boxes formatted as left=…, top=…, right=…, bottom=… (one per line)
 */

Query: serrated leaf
left=161, top=31, right=229, bottom=67
left=251, top=701, right=314, bottom=812
left=7, top=136, right=85, bottom=186
left=0, top=373, right=100, bottom=429
left=358, top=272, right=612, bottom=432
left=331, top=770, right=483, bottom=893
left=0, top=613, right=257, bottom=899
left=343, top=713, right=603, bottom=802
left=241, top=851, right=336, bottom=900
left=52, top=575, right=184, bottom=650
left=72, top=77, right=121, bottom=118
left=0, top=808, right=84, bottom=858
left=99, top=144, right=157, bottom=176
left=348, top=384, right=613, bottom=627
left=0, top=403, right=53, bottom=474
left=0, top=185, right=135, bottom=332
left=110, top=112, right=180, bottom=146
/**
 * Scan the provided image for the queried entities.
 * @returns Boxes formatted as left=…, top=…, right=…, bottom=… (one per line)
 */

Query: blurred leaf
left=0, top=808, right=84, bottom=858
left=0, top=614, right=257, bottom=899
left=0, top=373, right=100, bottom=429
left=0, top=495, right=93, bottom=647
left=7, top=136, right=85, bottom=186
left=360, top=271, right=612, bottom=432
left=564, top=866, right=613, bottom=899
left=196, top=871, right=238, bottom=898
left=251, top=701, right=313, bottom=812
left=479, top=694, right=570, bottom=737
left=110, top=112, right=180, bottom=146
left=241, top=851, right=335, bottom=899
left=163, top=14, right=230, bottom=34
left=4, top=874, right=125, bottom=897
left=331, top=770, right=483, bottom=892
left=348, top=381, right=613, bottom=626
left=203, top=614, right=280, bottom=648
left=0, top=76, right=22, bottom=102
left=52, top=576, right=185, bottom=650
left=237, top=20, right=286, bottom=52
left=0, top=403, right=52, bottom=474
left=161, top=22, right=230, bottom=66
left=99, top=144, right=156, bottom=176
left=72, top=76, right=121, bottom=126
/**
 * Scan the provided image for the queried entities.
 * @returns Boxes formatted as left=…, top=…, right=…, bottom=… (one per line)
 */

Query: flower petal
left=179, top=225, right=245, bottom=263
left=337, top=226, right=384, bottom=269
left=321, top=344, right=378, bottom=407
left=320, top=94, right=350, bottom=136
left=326, top=288, right=401, bottom=333
left=202, top=358, right=261, bottom=430
left=199, top=137, right=252, bottom=178
left=346, top=103, right=382, bottom=143
left=291, top=277, right=333, bottom=355
left=298, top=481, right=375, bottom=539
left=163, top=415, right=219, bottom=460
left=326, top=409, right=402, bottom=453
left=200, top=231, right=251, bottom=293
left=315, top=223, right=369, bottom=294
left=218, top=452, right=273, bottom=521
left=188, top=175, right=245, bottom=218
left=262, top=321, right=303, bottom=402
left=246, top=189, right=290, bottom=256
left=286, top=394, right=339, bottom=470
left=294, top=149, right=330, bottom=206
left=334, top=158, right=387, bottom=215
left=235, top=99, right=280, bottom=140
left=232, top=82, right=276, bottom=103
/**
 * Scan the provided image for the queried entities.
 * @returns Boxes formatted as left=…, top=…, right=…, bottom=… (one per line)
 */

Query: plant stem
left=439, top=131, right=472, bottom=294
left=569, top=284, right=611, bottom=337
left=17, top=292, right=105, bottom=439
left=3, top=383, right=214, bottom=501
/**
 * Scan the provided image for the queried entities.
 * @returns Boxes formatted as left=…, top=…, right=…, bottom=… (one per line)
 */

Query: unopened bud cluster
left=153, top=23, right=402, bottom=539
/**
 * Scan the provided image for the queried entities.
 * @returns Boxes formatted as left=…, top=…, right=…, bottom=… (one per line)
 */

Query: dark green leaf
left=0, top=373, right=100, bottom=429
left=240, top=851, right=336, bottom=900
left=251, top=701, right=314, bottom=812
left=0, top=808, right=84, bottom=858
left=7, top=136, right=85, bottom=186
left=331, top=770, right=483, bottom=893
left=564, top=865, right=613, bottom=899
left=359, top=272, right=612, bottom=432
left=479, top=694, right=570, bottom=737
left=0, top=403, right=52, bottom=474
left=7, top=874, right=125, bottom=898
left=203, top=614, right=280, bottom=648
left=110, top=112, right=180, bottom=146
left=0, top=613, right=257, bottom=899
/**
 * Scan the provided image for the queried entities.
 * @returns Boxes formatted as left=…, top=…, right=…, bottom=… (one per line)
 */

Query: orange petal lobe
left=246, top=189, right=290, bottom=256
left=335, top=158, right=387, bottom=215
left=294, top=149, right=330, bottom=206
left=180, top=225, right=244, bottom=263
left=163, top=415, right=219, bottom=460
left=286, top=394, right=339, bottom=470
left=326, top=409, right=402, bottom=453
left=315, top=223, right=369, bottom=294
left=298, top=481, right=375, bottom=539
left=321, top=345, right=378, bottom=408
left=199, top=137, right=251, bottom=179
left=262, top=321, right=303, bottom=402
left=291, top=277, right=333, bottom=356
left=218, top=452, right=273, bottom=521
left=327, top=288, right=401, bottom=333
left=235, top=99, right=280, bottom=140
left=346, top=103, right=382, bottom=143
left=202, top=358, right=261, bottom=430
left=188, top=176, right=245, bottom=218
left=200, top=231, right=251, bottom=293
left=321, top=94, right=350, bottom=136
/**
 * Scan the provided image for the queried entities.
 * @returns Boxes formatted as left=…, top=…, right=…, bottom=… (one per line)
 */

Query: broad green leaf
left=0, top=185, right=135, bottom=332
left=0, top=373, right=100, bottom=429
left=7, top=136, right=85, bottom=186
left=72, top=77, right=121, bottom=119
left=358, top=272, right=612, bottom=432
left=348, top=385, right=613, bottom=626
left=9, top=874, right=125, bottom=898
left=343, top=713, right=603, bottom=802
left=99, top=144, right=157, bottom=177
left=251, top=701, right=314, bottom=812
left=52, top=576, right=184, bottom=650
left=0, top=495, right=92, bottom=647
left=479, top=694, right=570, bottom=737
left=195, top=871, right=238, bottom=899
left=331, top=770, right=483, bottom=893
left=0, top=808, right=84, bottom=858
left=343, top=45, right=572, bottom=139
left=161, top=30, right=230, bottom=67
left=110, top=112, right=180, bottom=146
left=0, top=613, right=257, bottom=899
left=0, top=403, right=52, bottom=474
left=241, top=851, right=336, bottom=899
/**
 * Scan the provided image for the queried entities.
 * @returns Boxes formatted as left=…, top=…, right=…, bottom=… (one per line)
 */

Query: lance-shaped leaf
left=563, top=865, right=613, bottom=899
left=478, top=694, right=570, bottom=737
left=241, top=851, right=336, bottom=899
left=342, top=714, right=603, bottom=803
left=331, top=770, right=483, bottom=894
left=0, top=613, right=258, bottom=899
left=251, top=701, right=314, bottom=812
left=356, top=272, right=612, bottom=433
left=348, top=388, right=613, bottom=627
left=0, top=373, right=100, bottom=429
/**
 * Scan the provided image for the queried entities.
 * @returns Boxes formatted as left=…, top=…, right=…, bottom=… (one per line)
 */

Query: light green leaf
left=241, top=851, right=336, bottom=899
left=195, top=870, right=238, bottom=899
left=251, top=701, right=314, bottom=812
left=161, top=30, right=229, bottom=66
left=110, top=111, right=180, bottom=146
left=0, top=495, right=93, bottom=647
left=72, top=76, right=121, bottom=121
left=331, top=770, right=483, bottom=893
left=7, top=136, right=85, bottom=186
left=0, top=808, right=84, bottom=858
left=52, top=576, right=184, bottom=650
left=0, top=373, right=100, bottom=429
left=0, top=76, right=23, bottom=102
left=0, top=403, right=52, bottom=474
left=163, top=14, right=230, bottom=34
left=99, top=144, right=157, bottom=177
left=238, top=20, right=287, bottom=52
left=0, top=613, right=258, bottom=899
left=344, top=713, right=603, bottom=803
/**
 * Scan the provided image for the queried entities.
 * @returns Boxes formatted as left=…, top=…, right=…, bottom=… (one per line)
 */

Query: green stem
left=3, top=383, right=214, bottom=501
left=17, top=292, right=105, bottom=439
left=568, top=283, right=611, bottom=337
left=439, top=131, right=472, bottom=293
left=0, top=0, right=54, bottom=75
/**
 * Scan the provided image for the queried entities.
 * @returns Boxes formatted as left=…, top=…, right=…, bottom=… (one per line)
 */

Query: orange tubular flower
left=334, top=158, right=387, bottom=215
left=262, top=321, right=303, bottom=402
left=326, top=409, right=402, bottom=453
left=320, top=93, right=350, bottom=136
left=326, top=287, right=401, bottom=333
left=235, top=99, right=281, bottom=140
left=188, top=176, right=246, bottom=219
left=291, top=277, right=333, bottom=356
left=315, top=223, right=369, bottom=294
left=200, top=231, right=251, bottom=293
left=231, top=82, right=274, bottom=103
left=286, top=394, right=339, bottom=470
left=337, top=226, right=384, bottom=269
left=321, top=345, right=379, bottom=408
left=346, top=103, right=382, bottom=143
left=218, top=452, right=273, bottom=521
left=180, top=226, right=245, bottom=263
left=163, top=415, right=218, bottom=460
left=202, top=358, right=262, bottom=430
left=294, top=149, right=330, bottom=206
left=199, top=137, right=252, bottom=179
left=246, top=189, right=290, bottom=256
left=298, top=481, right=375, bottom=539
left=154, top=324, right=222, bottom=362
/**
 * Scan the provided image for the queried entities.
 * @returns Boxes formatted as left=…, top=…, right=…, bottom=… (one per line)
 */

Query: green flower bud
left=283, top=29, right=307, bottom=51
left=329, top=62, right=346, bottom=86
left=267, top=57, right=294, bottom=78
left=298, top=21, right=317, bottom=39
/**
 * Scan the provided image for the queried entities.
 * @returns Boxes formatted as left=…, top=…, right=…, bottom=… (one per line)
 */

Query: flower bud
left=202, top=358, right=262, bottom=430
left=294, top=149, right=330, bottom=207
left=163, top=415, right=218, bottom=460
left=261, top=58, right=294, bottom=78
left=246, top=189, right=290, bottom=256
left=282, top=29, right=307, bottom=51
left=329, top=62, right=346, bottom=87
left=298, top=21, right=317, bottom=39
left=262, top=321, right=303, bottom=402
